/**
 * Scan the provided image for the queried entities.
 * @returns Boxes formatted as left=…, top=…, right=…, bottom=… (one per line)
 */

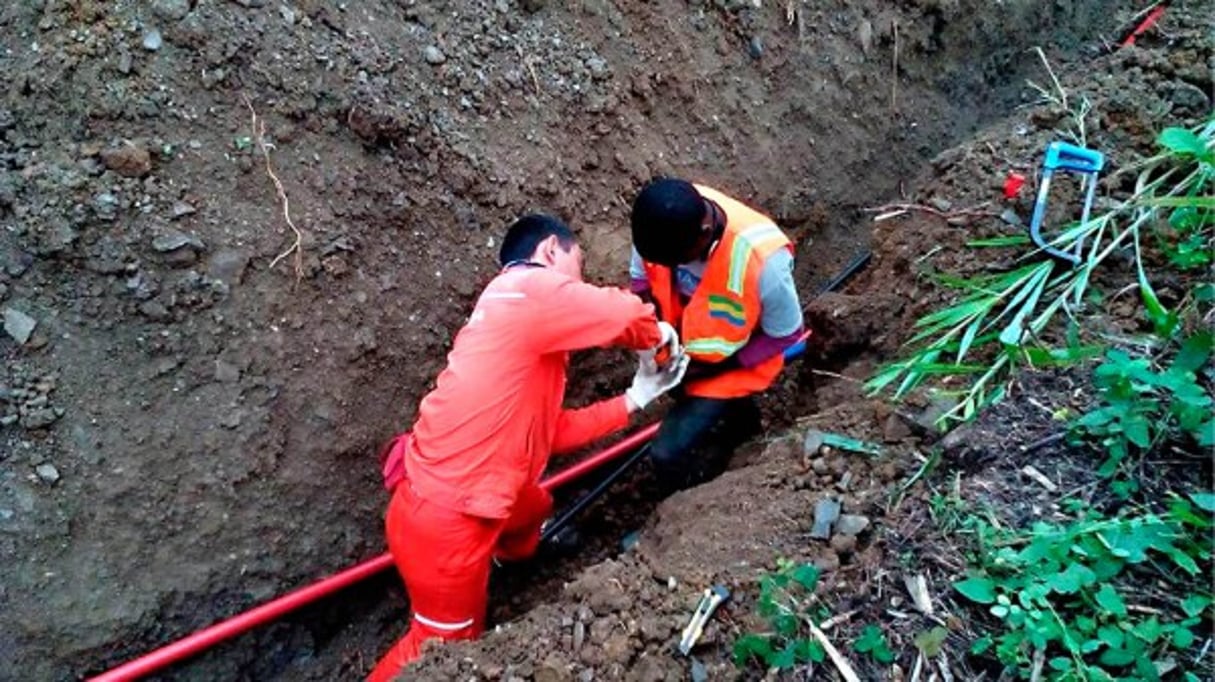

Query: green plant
left=733, top=560, right=827, bottom=670
left=953, top=497, right=1213, bottom=680
left=853, top=625, right=896, bottom=664
left=867, top=119, right=1214, bottom=425
left=1072, top=334, right=1214, bottom=475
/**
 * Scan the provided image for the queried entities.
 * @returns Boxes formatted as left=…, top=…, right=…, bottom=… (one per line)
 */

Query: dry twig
left=865, top=202, right=1002, bottom=223
left=242, top=93, right=304, bottom=282
left=806, top=620, right=863, bottom=682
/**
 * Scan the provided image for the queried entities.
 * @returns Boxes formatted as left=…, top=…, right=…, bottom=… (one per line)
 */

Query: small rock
left=929, top=197, right=953, bottom=212
left=423, top=46, right=446, bottom=65
left=858, top=20, right=874, bottom=55
left=690, top=658, right=708, bottom=682
left=830, top=534, right=857, bottom=556
left=4, top=308, right=37, bottom=345
left=92, top=192, right=120, bottom=221
left=138, top=300, right=171, bottom=321
left=152, top=231, right=205, bottom=253
left=21, top=408, right=60, bottom=430
left=572, top=620, right=585, bottom=651
left=1166, top=81, right=1210, bottom=118
left=100, top=145, right=153, bottom=178
left=813, top=549, right=841, bottom=572
left=747, top=36, right=763, bottom=60
left=142, top=30, right=163, bottom=51
left=834, top=514, right=871, bottom=537
left=171, top=201, right=197, bottom=219
left=883, top=413, right=912, bottom=442
left=913, top=397, right=954, bottom=435
left=586, top=56, right=609, bottom=80
left=152, top=0, right=192, bottom=21
left=802, top=428, right=824, bottom=457
left=214, top=360, right=241, bottom=383
left=810, top=457, right=829, bottom=475
left=206, top=249, right=249, bottom=286
left=0, top=415, right=17, bottom=427
left=35, top=463, right=60, bottom=484
left=811, top=498, right=841, bottom=539
left=521, top=0, right=547, bottom=11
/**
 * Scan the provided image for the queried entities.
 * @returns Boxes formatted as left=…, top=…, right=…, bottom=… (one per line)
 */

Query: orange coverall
left=368, top=264, right=660, bottom=681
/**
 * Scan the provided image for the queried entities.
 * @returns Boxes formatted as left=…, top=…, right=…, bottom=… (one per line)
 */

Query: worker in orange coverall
left=368, top=214, right=689, bottom=681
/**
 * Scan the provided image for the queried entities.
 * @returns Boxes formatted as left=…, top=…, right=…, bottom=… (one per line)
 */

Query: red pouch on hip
left=378, top=433, right=409, bottom=492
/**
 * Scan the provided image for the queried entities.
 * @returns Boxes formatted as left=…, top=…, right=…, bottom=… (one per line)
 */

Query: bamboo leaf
left=1158, top=127, right=1214, bottom=163
left=967, top=235, right=1032, bottom=248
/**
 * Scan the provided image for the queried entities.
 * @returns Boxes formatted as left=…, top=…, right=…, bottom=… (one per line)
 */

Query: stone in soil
left=3, top=308, right=37, bottom=345
left=142, top=30, right=163, bottom=51
left=100, top=145, right=153, bottom=178
left=811, top=497, right=841, bottom=539
left=424, top=46, right=446, bottom=65
left=35, top=463, right=60, bottom=484
left=835, top=514, right=871, bottom=537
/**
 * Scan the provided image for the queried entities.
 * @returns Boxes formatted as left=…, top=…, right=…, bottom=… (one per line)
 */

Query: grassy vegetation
left=866, top=119, right=1214, bottom=429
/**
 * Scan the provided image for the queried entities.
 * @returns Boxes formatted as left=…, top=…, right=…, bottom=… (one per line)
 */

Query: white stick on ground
left=806, top=620, right=862, bottom=682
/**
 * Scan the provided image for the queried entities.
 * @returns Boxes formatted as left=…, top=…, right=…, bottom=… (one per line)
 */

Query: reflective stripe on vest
left=641, top=185, right=794, bottom=399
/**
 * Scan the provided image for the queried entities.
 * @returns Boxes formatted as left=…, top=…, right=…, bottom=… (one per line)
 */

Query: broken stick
left=806, top=620, right=862, bottom=682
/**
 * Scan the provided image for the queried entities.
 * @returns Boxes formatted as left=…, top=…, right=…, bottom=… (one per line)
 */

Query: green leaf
left=970, top=636, right=993, bottom=655
left=1123, top=414, right=1152, bottom=448
left=1196, top=283, right=1215, bottom=303
left=1099, top=646, right=1136, bottom=667
left=1180, top=594, right=1211, bottom=618
left=853, top=625, right=884, bottom=652
left=954, top=577, right=998, bottom=604
left=1188, top=492, right=1215, bottom=513
left=1095, top=584, right=1128, bottom=618
left=914, top=627, right=949, bottom=657
left=790, top=563, right=821, bottom=591
left=1171, top=332, right=1213, bottom=374
left=1097, top=625, right=1125, bottom=649
left=1136, top=617, right=1163, bottom=644
left=1158, top=127, right=1214, bottom=161
left=1047, top=563, right=1098, bottom=594
left=772, top=640, right=798, bottom=669
left=853, top=625, right=895, bottom=663
left=733, top=633, right=773, bottom=666
left=1049, top=657, right=1072, bottom=672
left=967, top=235, right=1033, bottom=247
left=1173, top=626, right=1196, bottom=649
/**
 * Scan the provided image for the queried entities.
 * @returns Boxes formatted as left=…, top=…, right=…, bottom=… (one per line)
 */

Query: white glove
left=655, top=321, right=681, bottom=360
left=625, top=351, right=691, bottom=410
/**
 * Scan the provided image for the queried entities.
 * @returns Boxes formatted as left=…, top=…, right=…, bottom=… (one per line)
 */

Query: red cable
left=1120, top=3, right=1166, bottom=47
left=86, top=423, right=660, bottom=681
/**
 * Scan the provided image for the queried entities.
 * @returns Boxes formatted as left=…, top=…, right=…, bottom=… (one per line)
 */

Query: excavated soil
left=0, top=0, right=1208, bottom=680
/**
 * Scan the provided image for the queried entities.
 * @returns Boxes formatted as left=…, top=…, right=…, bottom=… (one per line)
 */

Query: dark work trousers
left=649, top=393, right=762, bottom=494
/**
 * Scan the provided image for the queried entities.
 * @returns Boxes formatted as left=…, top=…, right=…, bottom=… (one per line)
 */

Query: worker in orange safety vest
left=368, top=214, right=689, bottom=681
left=629, top=178, right=804, bottom=493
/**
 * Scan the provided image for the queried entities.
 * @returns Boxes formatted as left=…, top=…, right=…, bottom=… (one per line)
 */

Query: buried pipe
left=89, top=251, right=872, bottom=681
left=87, top=423, right=664, bottom=681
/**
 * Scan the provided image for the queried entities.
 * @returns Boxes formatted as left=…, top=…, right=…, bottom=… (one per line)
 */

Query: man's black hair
left=630, top=177, right=705, bottom=266
left=499, top=213, right=577, bottom=266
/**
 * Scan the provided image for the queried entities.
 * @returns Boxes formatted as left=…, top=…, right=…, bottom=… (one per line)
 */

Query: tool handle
left=1044, top=141, right=1105, bottom=173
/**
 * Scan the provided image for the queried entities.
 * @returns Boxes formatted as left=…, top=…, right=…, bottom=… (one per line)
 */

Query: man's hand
left=651, top=321, right=681, bottom=367
left=625, top=352, right=691, bottom=410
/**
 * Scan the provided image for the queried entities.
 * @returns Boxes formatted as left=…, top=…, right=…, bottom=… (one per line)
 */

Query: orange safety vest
left=642, top=185, right=794, bottom=399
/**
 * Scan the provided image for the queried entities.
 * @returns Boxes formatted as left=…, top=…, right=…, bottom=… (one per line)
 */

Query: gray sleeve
left=629, top=246, right=647, bottom=281
left=757, top=249, right=803, bottom=337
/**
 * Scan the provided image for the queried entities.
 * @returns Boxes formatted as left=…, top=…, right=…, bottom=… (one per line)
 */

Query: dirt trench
left=0, top=0, right=1136, bottom=680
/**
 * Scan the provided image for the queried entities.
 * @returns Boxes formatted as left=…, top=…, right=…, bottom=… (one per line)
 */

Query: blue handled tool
left=1027, top=141, right=1105, bottom=265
